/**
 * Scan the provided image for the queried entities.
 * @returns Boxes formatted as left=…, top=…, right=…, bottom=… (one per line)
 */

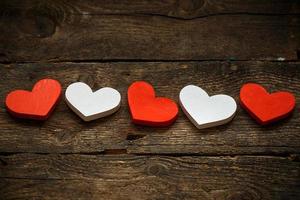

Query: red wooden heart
left=5, top=79, right=62, bottom=120
left=240, top=83, right=295, bottom=125
left=128, top=81, right=178, bottom=126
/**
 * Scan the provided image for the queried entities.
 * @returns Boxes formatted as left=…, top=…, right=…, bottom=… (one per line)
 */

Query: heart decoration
left=179, top=85, right=237, bottom=129
left=127, top=81, right=178, bottom=126
left=240, top=83, right=295, bottom=125
left=5, top=79, right=61, bottom=120
left=65, top=82, right=121, bottom=121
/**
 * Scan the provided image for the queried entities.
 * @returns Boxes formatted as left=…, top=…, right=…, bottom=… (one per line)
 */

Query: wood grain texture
left=0, top=61, right=299, bottom=154
left=0, top=64, right=128, bottom=153
left=0, top=0, right=299, bottom=62
left=1, top=1, right=299, bottom=199
left=0, top=154, right=299, bottom=200
left=2, top=0, right=299, bottom=18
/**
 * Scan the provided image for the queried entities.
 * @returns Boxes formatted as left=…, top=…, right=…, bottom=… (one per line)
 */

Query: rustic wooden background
left=0, top=1, right=300, bottom=199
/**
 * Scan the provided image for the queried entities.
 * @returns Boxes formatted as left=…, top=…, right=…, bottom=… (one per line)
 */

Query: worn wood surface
left=0, top=61, right=299, bottom=155
left=0, top=0, right=300, bottom=62
left=1, top=154, right=300, bottom=200
left=0, top=0, right=300, bottom=199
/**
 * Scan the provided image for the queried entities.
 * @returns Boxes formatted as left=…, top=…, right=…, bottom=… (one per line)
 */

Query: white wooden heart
left=65, top=82, right=121, bottom=121
left=179, top=85, right=237, bottom=129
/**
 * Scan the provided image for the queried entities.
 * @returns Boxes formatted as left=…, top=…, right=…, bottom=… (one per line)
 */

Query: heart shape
left=240, top=83, right=295, bottom=125
left=5, top=79, right=61, bottom=120
left=65, top=82, right=121, bottom=121
left=179, top=85, right=237, bottom=129
left=127, top=81, right=178, bottom=126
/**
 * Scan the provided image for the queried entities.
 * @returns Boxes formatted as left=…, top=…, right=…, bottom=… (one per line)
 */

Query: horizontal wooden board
left=2, top=0, right=299, bottom=18
left=0, top=0, right=299, bottom=62
left=0, top=64, right=129, bottom=153
left=0, top=154, right=299, bottom=199
left=0, top=61, right=299, bottom=154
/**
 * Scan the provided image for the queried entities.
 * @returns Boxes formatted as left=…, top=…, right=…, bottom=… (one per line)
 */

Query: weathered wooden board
left=0, top=1, right=299, bottom=199
left=0, top=1, right=299, bottom=62
left=2, top=0, right=299, bottom=18
left=0, top=154, right=299, bottom=199
left=0, top=64, right=128, bottom=153
left=0, top=61, right=299, bottom=154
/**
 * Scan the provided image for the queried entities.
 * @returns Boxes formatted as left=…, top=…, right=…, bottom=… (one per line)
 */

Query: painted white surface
left=179, top=85, right=237, bottom=129
left=65, top=82, right=121, bottom=121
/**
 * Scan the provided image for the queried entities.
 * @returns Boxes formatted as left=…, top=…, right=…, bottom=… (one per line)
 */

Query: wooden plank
left=0, top=61, right=299, bottom=154
left=0, top=154, right=299, bottom=199
left=0, top=1, right=299, bottom=62
left=1, top=0, right=299, bottom=19
left=0, top=64, right=128, bottom=153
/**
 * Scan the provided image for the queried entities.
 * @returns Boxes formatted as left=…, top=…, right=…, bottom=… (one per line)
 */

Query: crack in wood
left=1, top=59, right=298, bottom=65
left=0, top=152, right=299, bottom=160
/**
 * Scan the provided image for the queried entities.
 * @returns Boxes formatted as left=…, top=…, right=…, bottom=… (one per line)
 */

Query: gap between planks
left=0, top=151, right=299, bottom=161
left=65, top=12, right=300, bottom=21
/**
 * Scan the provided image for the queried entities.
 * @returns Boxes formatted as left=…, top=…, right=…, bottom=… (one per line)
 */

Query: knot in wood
left=146, top=163, right=168, bottom=176
left=177, top=0, right=205, bottom=12
left=20, top=11, right=57, bottom=38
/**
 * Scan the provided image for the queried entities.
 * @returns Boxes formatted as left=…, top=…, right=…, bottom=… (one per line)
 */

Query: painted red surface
left=5, top=79, right=61, bottom=120
left=128, top=81, right=178, bottom=126
left=240, top=83, right=295, bottom=125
